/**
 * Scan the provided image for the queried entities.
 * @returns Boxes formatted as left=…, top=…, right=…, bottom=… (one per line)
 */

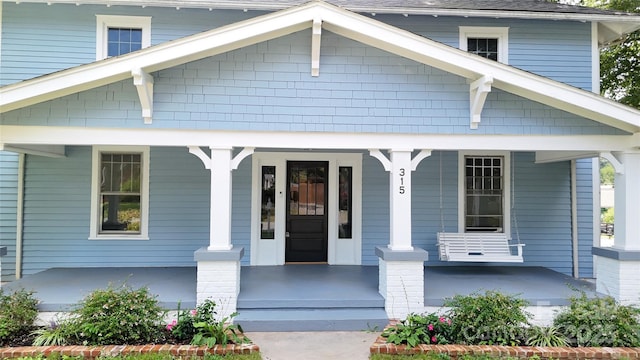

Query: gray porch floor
left=1, top=265, right=599, bottom=312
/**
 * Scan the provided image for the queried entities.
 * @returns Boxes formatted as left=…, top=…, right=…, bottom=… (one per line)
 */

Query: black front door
left=286, top=161, right=328, bottom=262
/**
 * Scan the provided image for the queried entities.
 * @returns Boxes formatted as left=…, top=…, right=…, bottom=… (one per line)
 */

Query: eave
left=1, top=0, right=639, bottom=133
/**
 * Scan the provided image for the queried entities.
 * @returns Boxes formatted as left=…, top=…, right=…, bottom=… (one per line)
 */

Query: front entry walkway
left=2, top=265, right=599, bottom=313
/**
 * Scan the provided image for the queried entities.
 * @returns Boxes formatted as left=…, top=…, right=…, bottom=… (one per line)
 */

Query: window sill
left=89, top=235, right=150, bottom=241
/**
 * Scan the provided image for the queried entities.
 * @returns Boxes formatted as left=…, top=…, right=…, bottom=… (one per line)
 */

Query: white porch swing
left=436, top=153, right=525, bottom=263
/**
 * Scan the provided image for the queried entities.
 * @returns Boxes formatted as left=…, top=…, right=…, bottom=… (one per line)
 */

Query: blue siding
left=512, top=152, right=574, bottom=274
left=361, top=154, right=389, bottom=265
left=379, top=15, right=593, bottom=90
left=576, top=158, right=595, bottom=278
left=0, top=2, right=262, bottom=86
left=2, top=3, right=592, bottom=90
left=0, top=152, right=19, bottom=281
left=1, top=30, right=623, bottom=136
left=364, top=150, right=583, bottom=275
left=412, top=151, right=459, bottom=261
left=232, top=155, right=252, bottom=265
left=14, top=148, right=587, bottom=275
left=17, top=146, right=255, bottom=275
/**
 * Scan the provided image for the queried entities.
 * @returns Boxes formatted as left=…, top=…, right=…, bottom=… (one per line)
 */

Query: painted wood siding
left=411, top=151, right=459, bottom=261
left=0, top=2, right=261, bottom=86
left=511, top=152, right=574, bottom=274
left=17, top=146, right=255, bottom=275
left=2, top=3, right=593, bottom=91
left=1, top=30, right=624, bottom=136
left=380, top=15, right=594, bottom=90
left=0, top=152, right=19, bottom=281
left=360, top=150, right=587, bottom=275
left=361, top=154, right=389, bottom=264
left=15, top=148, right=589, bottom=275
left=576, top=158, right=595, bottom=278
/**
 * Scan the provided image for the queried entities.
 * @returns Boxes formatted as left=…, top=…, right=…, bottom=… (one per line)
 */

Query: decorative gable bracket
left=311, top=18, right=322, bottom=77
left=132, top=68, right=154, bottom=124
left=469, top=75, right=493, bottom=129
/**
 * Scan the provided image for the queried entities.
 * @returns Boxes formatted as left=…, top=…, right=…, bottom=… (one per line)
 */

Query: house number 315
left=399, top=168, right=406, bottom=194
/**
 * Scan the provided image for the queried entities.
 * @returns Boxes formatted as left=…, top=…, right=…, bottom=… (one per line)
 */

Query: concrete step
left=235, top=308, right=388, bottom=332
left=237, top=297, right=385, bottom=309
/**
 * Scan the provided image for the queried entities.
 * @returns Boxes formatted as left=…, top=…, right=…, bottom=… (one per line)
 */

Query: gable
left=1, top=0, right=639, bottom=133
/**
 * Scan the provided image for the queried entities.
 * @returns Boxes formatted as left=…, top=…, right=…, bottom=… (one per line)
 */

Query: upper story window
left=458, top=151, right=511, bottom=234
left=459, top=27, right=509, bottom=64
left=90, top=146, right=150, bottom=240
left=96, top=15, right=151, bottom=60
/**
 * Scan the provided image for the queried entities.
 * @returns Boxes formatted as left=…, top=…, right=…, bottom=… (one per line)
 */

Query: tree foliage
left=580, top=0, right=640, bottom=109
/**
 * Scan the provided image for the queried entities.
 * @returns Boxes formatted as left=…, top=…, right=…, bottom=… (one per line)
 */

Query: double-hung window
left=459, top=152, right=510, bottom=234
left=96, top=15, right=151, bottom=60
left=459, top=27, right=509, bottom=63
left=90, top=146, right=150, bottom=239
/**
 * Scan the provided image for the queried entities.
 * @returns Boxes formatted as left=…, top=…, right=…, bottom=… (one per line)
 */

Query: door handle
left=285, top=232, right=290, bottom=238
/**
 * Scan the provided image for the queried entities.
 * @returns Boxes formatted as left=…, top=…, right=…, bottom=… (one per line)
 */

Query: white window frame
left=459, top=26, right=509, bottom=64
left=89, top=146, right=150, bottom=240
left=458, top=151, right=511, bottom=236
left=96, top=15, right=151, bottom=60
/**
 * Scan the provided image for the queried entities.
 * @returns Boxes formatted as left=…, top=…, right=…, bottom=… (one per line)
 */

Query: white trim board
left=2, top=126, right=639, bottom=152
left=1, top=1, right=639, bottom=132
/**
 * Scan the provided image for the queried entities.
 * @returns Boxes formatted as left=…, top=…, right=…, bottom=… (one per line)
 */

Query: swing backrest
left=437, top=232, right=524, bottom=262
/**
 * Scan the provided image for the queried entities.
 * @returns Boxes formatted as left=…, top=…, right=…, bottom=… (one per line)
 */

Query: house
left=1, top=0, right=640, bottom=326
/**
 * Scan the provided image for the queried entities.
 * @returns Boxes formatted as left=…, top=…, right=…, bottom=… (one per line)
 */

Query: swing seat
left=437, top=232, right=524, bottom=263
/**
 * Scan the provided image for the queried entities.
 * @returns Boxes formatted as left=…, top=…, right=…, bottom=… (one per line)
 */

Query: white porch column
left=389, top=150, right=413, bottom=250
left=188, top=146, right=254, bottom=313
left=370, top=149, right=431, bottom=319
left=594, top=151, right=640, bottom=305
left=209, top=147, right=233, bottom=250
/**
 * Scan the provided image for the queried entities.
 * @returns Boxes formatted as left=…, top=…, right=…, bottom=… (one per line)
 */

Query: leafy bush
left=553, top=292, right=640, bottom=347
left=34, top=284, right=167, bottom=346
left=382, top=313, right=453, bottom=347
left=0, top=288, right=39, bottom=346
left=445, top=290, right=530, bottom=345
left=525, top=325, right=568, bottom=347
left=167, top=299, right=249, bottom=347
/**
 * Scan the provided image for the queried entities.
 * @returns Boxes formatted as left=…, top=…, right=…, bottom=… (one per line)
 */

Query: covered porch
left=2, top=265, right=600, bottom=331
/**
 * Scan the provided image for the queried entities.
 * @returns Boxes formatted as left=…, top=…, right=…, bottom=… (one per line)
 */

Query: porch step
left=235, top=308, right=388, bottom=332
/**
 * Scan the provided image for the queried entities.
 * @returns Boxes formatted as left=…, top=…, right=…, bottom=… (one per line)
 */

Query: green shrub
left=382, top=313, right=453, bottom=347
left=525, top=325, right=568, bottom=347
left=167, top=299, right=249, bottom=347
left=37, top=284, right=167, bottom=346
left=445, top=290, right=530, bottom=345
left=0, top=288, right=39, bottom=346
left=553, top=292, right=640, bottom=347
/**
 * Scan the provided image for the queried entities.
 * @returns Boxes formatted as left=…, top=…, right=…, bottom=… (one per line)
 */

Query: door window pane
left=339, top=167, right=352, bottom=239
left=261, top=166, right=276, bottom=239
left=289, top=164, right=325, bottom=216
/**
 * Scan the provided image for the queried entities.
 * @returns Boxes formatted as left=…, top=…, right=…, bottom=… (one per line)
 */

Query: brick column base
left=593, top=247, right=640, bottom=306
left=376, top=246, right=428, bottom=320
left=194, top=247, right=244, bottom=319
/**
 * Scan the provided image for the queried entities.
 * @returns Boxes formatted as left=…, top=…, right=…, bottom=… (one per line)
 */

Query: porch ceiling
left=1, top=1, right=639, bottom=133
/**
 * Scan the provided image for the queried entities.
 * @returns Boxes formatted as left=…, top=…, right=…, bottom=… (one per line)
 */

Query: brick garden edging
left=0, top=343, right=260, bottom=359
left=371, top=335, right=640, bottom=359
